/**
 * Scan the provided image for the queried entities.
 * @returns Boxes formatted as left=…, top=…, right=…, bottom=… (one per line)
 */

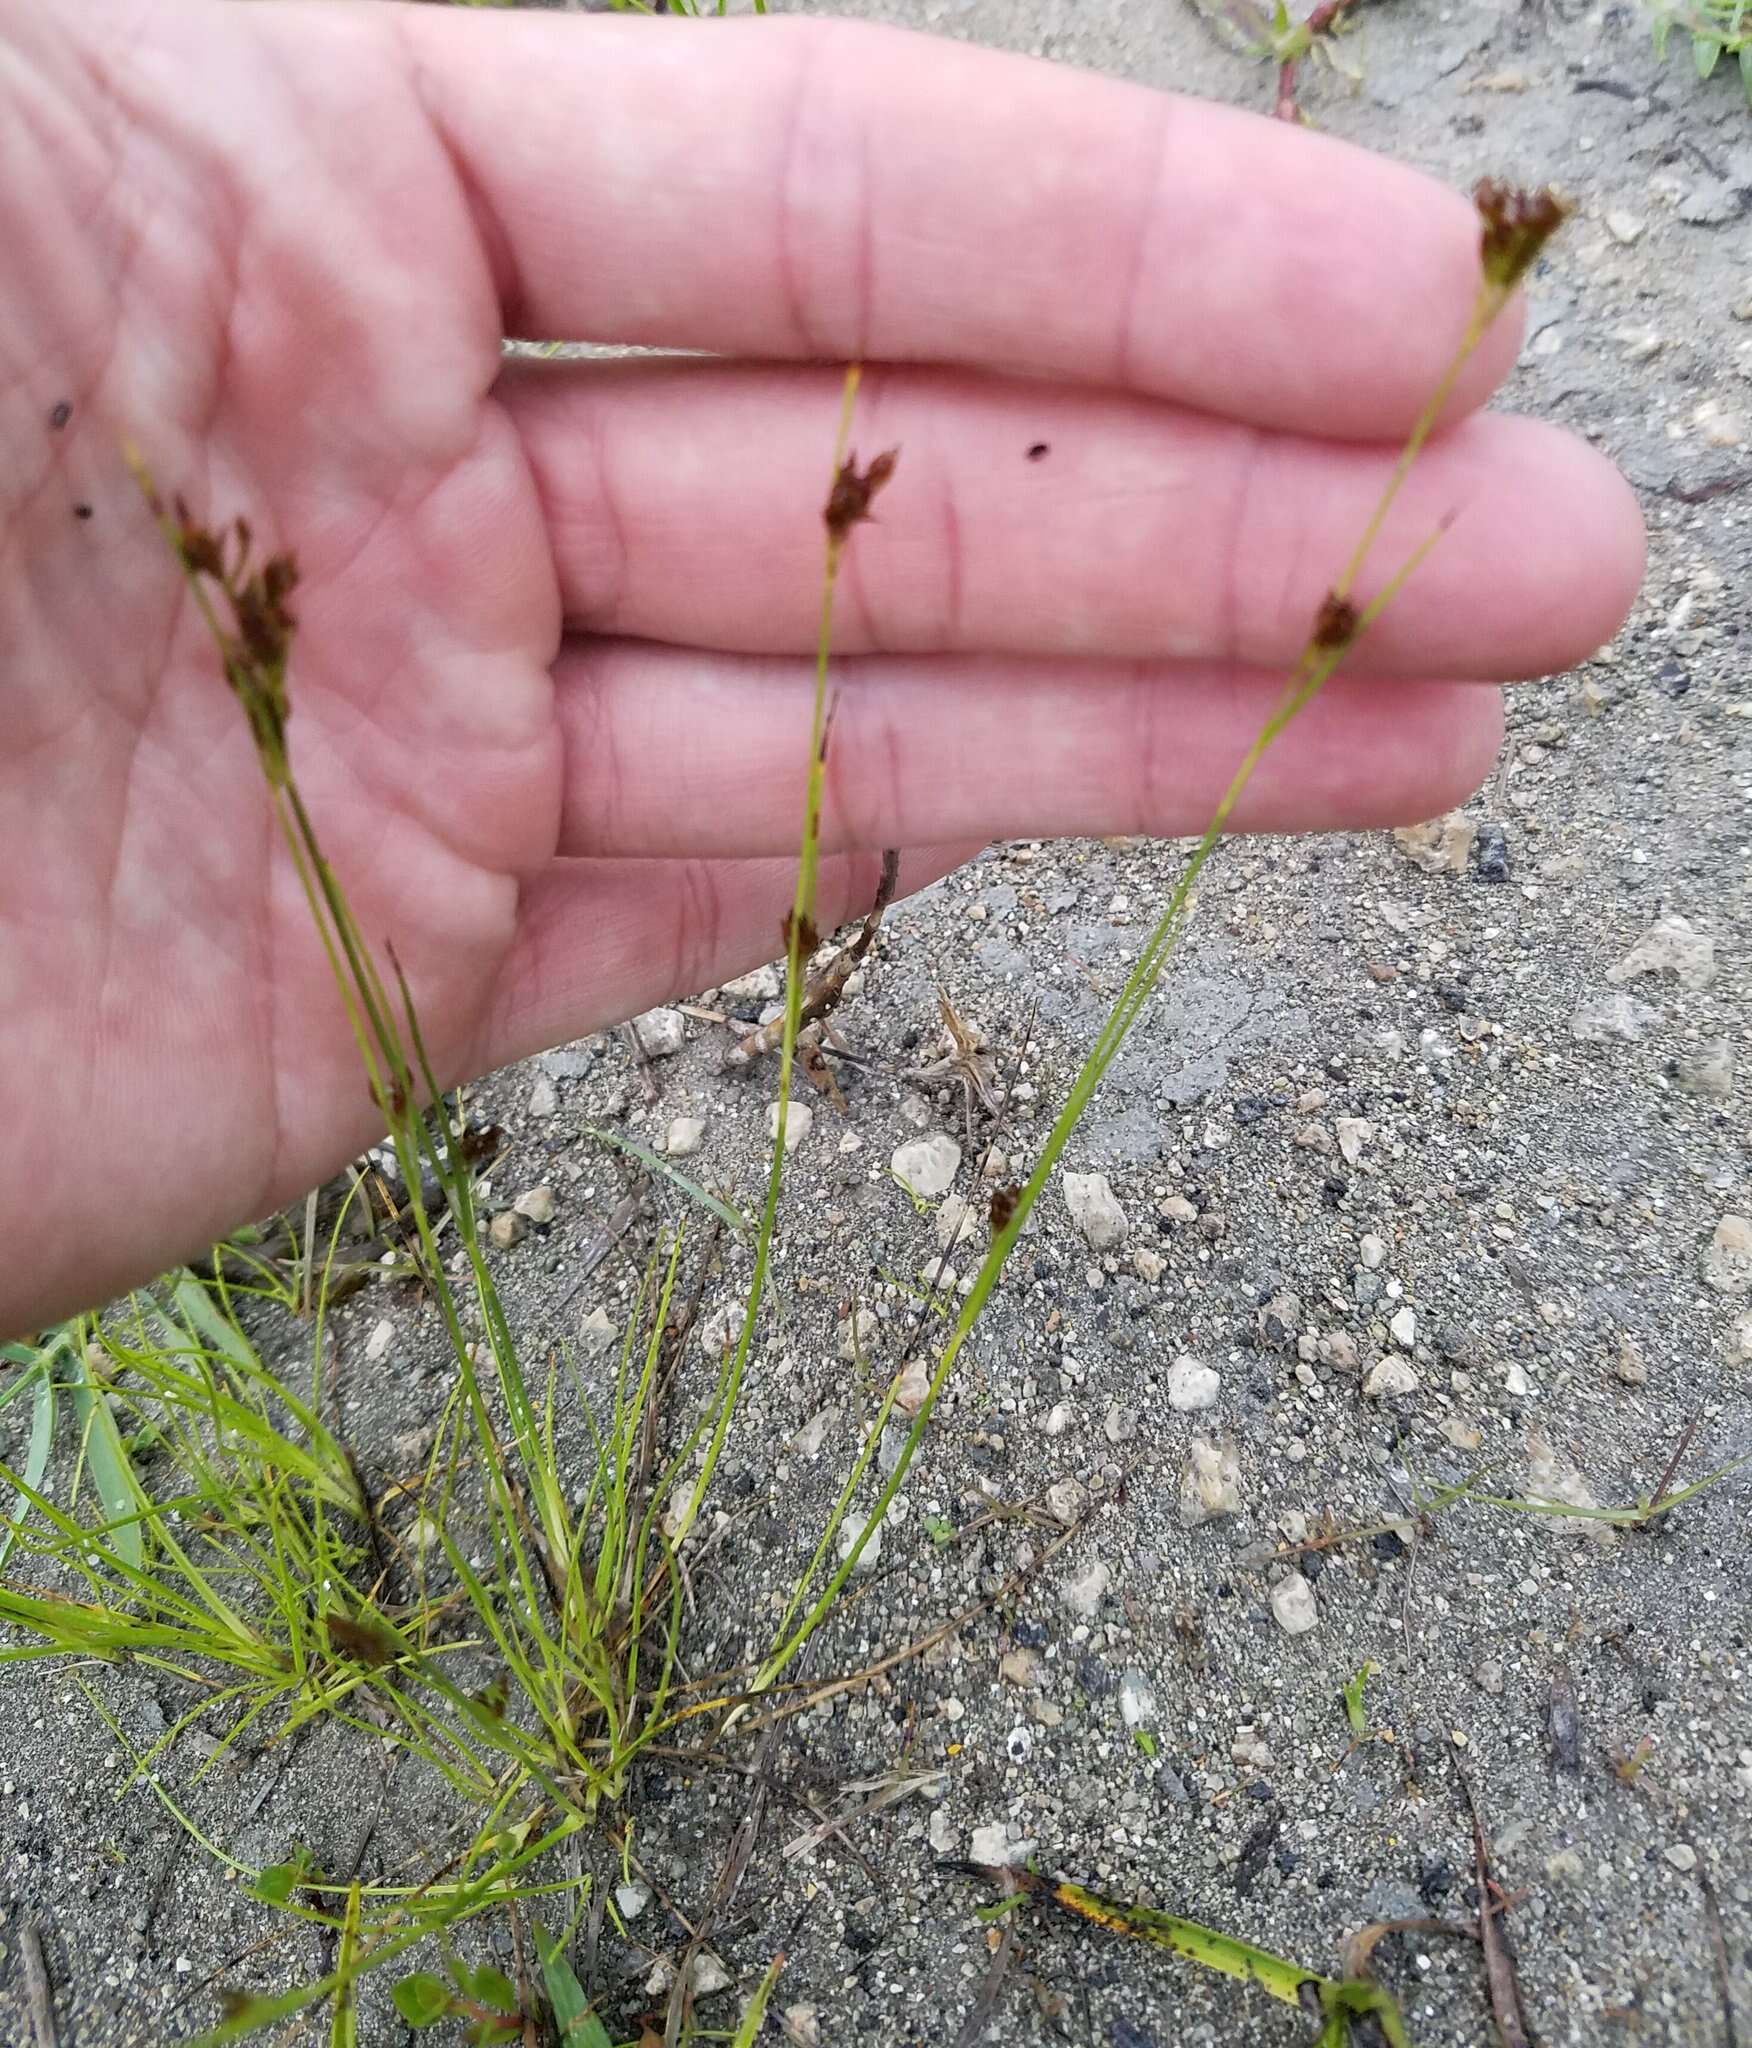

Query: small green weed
left=1649, top=0, right=1752, bottom=104
left=1185, top=0, right=1366, bottom=120
left=1341, top=1660, right=1380, bottom=1743
left=392, top=1957, right=520, bottom=2040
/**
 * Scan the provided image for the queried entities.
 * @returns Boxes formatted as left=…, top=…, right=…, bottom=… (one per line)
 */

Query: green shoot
left=585, top=1122, right=752, bottom=1240
left=1341, top=1660, right=1379, bottom=1743
left=729, top=1955, right=785, bottom=2048
left=0, top=137, right=1603, bottom=2048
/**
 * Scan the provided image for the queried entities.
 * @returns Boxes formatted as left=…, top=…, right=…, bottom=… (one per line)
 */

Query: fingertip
left=1260, top=674, right=1503, bottom=833
left=1567, top=436, right=1648, bottom=656
left=1365, top=679, right=1505, bottom=828
left=1418, top=682, right=1506, bottom=821
left=1472, top=415, right=1647, bottom=676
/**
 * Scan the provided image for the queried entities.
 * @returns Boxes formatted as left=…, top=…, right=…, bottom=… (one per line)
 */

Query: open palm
left=1, top=0, right=1641, bottom=1335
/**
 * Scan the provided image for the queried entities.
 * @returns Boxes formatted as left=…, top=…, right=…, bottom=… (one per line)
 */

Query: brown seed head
left=1474, top=179, right=1570, bottom=292
left=1310, top=591, right=1360, bottom=654
left=824, top=446, right=899, bottom=546
left=472, top=1673, right=511, bottom=1721
left=989, top=1186, right=1020, bottom=1235
left=232, top=552, right=299, bottom=671
left=175, top=519, right=225, bottom=580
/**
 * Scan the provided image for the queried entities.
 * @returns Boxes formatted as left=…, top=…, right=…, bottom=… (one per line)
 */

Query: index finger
left=395, top=10, right=1522, bottom=438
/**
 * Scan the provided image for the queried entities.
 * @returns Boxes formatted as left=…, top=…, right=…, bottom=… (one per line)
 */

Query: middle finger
left=502, top=358, right=1643, bottom=681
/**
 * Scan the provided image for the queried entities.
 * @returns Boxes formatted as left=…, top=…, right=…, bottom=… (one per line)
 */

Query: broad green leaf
left=467, top=1963, right=518, bottom=2012
left=250, top=1855, right=309, bottom=1908
left=1695, top=30, right=1723, bottom=77
left=392, top=1973, right=451, bottom=2026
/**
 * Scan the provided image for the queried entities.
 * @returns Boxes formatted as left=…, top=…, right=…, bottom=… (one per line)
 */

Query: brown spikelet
left=1310, top=591, right=1360, bottom=654
left=989, top=1187, right=1020, bottom=1235
left=824, top=447, right=899, bottom=546
left=174, top=519, right=224, bottom=580
left=1474, top=179, right=1569, bottom=292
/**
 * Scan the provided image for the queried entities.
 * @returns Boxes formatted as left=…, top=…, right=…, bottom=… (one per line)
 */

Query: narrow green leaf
left=1341, top=1660, right=1377, bottom=1741
left=0, top=1349, right=56, bottom=1572
left=329, top=1882, right=363, bottom=2048
left=974, top=1894, right=1028, bottom=1923
left=584, top=1124, right=751, bottom=1239
left=215, top=1991, right=279, bottom=2030
left=72, top=1340, right=145, bottom=1570
left=730, top=1955, right=784, bottom=2048
left=168, top=1270, right=260, bottom=1375
left=534, top=1920, right=613, bottom=2046
left=1695, top=30, right=1723, bottom=76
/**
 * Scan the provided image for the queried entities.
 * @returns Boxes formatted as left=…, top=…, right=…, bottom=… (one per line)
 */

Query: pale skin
left=1, top=0, right=1644, bottom=1339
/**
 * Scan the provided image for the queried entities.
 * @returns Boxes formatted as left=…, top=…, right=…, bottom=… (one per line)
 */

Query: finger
left=504, top=360, right=1643, bottom=680
left=481, top=845, right=971, bottom=1070
left=399, top=10, right=1521, bottom=437
left=551, top=642, right=1504, bottom=860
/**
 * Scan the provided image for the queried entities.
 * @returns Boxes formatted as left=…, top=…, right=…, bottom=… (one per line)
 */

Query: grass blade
left=1027, top=1873, right=1412, bottom=2046
left=72, top=1332, right=146, bottom=1570
left=534, top=1919, right=613, bottom=2046
left=584, top=1125, right=751, bottom=1239
left=0, top=1335, right=62, bottom=1572
left=730, top=1955, right=784, bottom=2048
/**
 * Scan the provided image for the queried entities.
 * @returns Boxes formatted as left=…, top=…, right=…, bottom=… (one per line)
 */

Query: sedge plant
left=0, top=175, right=1625, bottom=2048
left=0, top=458, right=794, bottom=2032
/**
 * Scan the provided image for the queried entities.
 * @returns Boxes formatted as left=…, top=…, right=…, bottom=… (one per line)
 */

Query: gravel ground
left=4, top=2, right=1750, bottom=2044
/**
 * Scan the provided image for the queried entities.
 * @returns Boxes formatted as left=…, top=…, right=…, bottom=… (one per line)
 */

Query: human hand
left=0, top=0, right=1642, bottom=1335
